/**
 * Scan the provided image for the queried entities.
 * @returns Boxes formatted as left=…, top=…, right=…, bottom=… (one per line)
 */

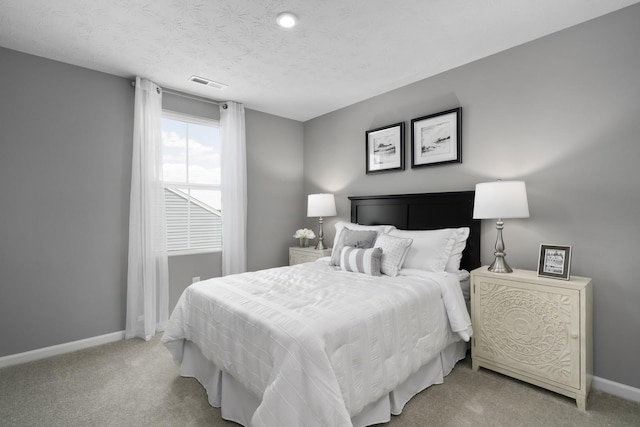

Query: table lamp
left=473, top=181, right=530, bottom=273
left=307, top=193, right=336, bottom=250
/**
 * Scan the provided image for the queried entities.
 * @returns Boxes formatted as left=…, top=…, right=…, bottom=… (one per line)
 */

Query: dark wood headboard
left=349, top=191, right=480, bottom=271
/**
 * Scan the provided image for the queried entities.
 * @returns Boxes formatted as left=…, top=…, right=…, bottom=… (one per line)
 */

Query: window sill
left=168, top=248, right=222, bottom=257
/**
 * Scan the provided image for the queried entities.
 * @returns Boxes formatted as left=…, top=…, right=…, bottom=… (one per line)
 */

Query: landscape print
left=366, top=122, right=404, bottom=174
left=373, top=134, right=397, bottom=165
left=411, top=107, right=461, bottom=168
left=420, top=120, right=451, bottom=158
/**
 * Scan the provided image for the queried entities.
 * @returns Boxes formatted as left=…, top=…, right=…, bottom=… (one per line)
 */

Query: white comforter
left=162, top=260, right=471, bottom=427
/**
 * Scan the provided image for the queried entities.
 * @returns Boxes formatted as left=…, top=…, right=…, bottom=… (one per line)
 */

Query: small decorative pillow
left=340, top=247, right=382, bottom=276
left=330, top=222, right=396, bottom=265
left=330, top=229, right=378, bottom=266
left=373, top=233, right=413, bottom=277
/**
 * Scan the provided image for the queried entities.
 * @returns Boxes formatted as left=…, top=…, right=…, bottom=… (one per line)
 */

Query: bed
left=162, top=191, right=480, bottom=426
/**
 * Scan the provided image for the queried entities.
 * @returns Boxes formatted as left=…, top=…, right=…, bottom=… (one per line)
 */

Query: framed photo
left=537, top=244, right=572, bottom=280
left=411, top=107, right=461, bottom=168
left=365, top=122, right=405, bottom=174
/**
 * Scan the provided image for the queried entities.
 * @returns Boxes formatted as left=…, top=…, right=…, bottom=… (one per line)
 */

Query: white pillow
left=330, top=221, right=396, bottom=263
left=388, top=228, right=457, bottom=272
left=445, top=227, right=470, bottom=272
left=373, top=233, right=413, bottom=277
left=334, top=221, right=396, bottom=237
left=340, top=247, right=382, bottom=276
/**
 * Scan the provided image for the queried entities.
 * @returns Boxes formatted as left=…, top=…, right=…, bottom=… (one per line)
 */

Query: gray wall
left=168, top=253, right=222, bottom=311
left=0, top=48, right=133, bottom=355
left=0, top=47, right=304, bottom=356
left=303, top=5, right=640, bottom=389
left=246, top=109, right=305, bottom=271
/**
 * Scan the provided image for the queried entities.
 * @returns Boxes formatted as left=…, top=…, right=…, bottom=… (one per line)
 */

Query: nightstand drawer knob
left=571, top=331, right=579, bottom=339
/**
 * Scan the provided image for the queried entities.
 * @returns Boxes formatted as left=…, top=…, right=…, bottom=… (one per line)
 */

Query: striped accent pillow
left=340, top=247, right=383, bottom=276
left=330, top=229, right=378, bottom=266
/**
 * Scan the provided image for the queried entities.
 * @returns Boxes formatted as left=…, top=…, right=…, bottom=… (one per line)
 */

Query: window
left=161, top=111, right=222, bottom=254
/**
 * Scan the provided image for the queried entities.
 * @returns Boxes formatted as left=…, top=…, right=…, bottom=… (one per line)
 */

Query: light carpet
left=1, top=336, right=639, bottom=426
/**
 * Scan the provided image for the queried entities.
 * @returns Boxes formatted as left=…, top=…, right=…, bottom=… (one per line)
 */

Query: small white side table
left=289, top=246, right=332, bottom=266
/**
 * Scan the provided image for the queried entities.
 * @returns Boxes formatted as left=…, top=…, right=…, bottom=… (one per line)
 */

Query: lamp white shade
left=307, top=193, right=337, bottom=217
left=473, top=181, right=530, bottom=219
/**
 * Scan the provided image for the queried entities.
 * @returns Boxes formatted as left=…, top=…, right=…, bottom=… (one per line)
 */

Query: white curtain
left=220, top=101, right=247, bottom=275
left=125, top=77, right=169, bottom=340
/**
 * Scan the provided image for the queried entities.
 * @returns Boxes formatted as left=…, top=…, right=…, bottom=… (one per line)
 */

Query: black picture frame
left=411, top=107, right=461, bottom=168
left=537, top=244, right=572, bottom=280
left=365, top=122, right=405, bottom=174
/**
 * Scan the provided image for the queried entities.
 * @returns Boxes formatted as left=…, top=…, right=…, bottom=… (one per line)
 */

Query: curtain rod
left=130, top=80, right=222, bottom=106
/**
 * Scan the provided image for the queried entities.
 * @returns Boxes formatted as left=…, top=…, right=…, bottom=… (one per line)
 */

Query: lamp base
left=488, top=255, right=513, bottom=273
left=314, top=216, right=326, bottom=250
left=488, top=219, right=513, bottom=273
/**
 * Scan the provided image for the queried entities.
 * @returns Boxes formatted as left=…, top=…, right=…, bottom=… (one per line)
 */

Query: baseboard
left=0, top=331, right=125, bottom=369
left=593, top=376, right=640, bottom=403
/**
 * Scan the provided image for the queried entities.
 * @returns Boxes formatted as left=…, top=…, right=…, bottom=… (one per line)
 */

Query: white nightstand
left=471, top=267, right=593, bottom=410
left=289, top=246, right=332, bottom=266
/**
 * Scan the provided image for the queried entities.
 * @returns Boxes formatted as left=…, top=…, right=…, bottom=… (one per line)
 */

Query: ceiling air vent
left=189, top=75, right=228, bottom=90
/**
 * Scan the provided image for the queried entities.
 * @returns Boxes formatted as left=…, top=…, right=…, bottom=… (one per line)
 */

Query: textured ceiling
left=1, top=0, right=638, bottom=121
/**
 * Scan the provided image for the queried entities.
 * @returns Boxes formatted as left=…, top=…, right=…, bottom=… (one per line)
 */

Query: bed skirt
left=175, top=339, right=467, bottom=426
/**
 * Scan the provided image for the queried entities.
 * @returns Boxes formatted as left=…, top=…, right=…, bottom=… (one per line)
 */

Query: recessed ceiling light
left=276, top=12, right=297, bottom=28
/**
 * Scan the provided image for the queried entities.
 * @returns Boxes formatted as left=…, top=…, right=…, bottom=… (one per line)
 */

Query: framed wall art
left=411, top=107, right=461, bottom=168
left=537, top=244, right=572, bottom=280
left=365, top=122, right=405, bottom=174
